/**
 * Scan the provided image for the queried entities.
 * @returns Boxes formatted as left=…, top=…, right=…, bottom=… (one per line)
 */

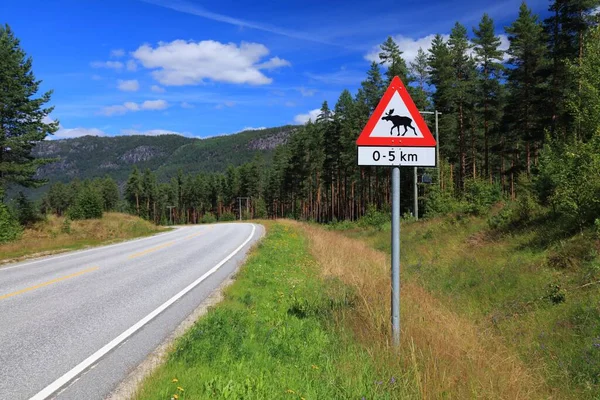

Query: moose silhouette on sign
left=381, top=109, right=417, bottom=136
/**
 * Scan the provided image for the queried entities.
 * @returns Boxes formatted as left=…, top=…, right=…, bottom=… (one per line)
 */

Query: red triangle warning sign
left=356, top=76, right=436, bottom=147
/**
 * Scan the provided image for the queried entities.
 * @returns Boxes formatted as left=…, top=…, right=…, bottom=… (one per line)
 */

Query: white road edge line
left=0, top=226, right=188, bottom=272
left=29, top=223, right=257, bottom=400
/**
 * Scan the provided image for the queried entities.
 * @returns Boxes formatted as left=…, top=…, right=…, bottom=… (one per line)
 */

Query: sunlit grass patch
left=0, top=213, right=165, bottom=263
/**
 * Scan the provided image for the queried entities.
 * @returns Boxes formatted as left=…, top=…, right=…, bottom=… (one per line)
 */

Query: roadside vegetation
left=135, top=221, right=557, bottom=400
left=0, top=213, right=164, bottom=263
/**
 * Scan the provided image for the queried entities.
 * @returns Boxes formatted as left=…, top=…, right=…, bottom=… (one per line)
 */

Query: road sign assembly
left=357, top=76, right=436, bottom=166
left=355, top=76, right=438, bottom=347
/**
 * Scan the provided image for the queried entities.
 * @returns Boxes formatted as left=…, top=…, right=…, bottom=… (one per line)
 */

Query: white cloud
left=120, top=129, right=190, bottom=136
left=110, top=49, right=125, bottom=58
left=91, top=74, right=103, bottom=81
left=215, top=100, right=236, bottom=109
left=43, top=116, right=105, bottom=139
left=127, top=60, right=138, bottom=71
left=180, top=102, right=195, bottom=109
left=101, top=99, right=169, bottom=116
left=142, top=99, right=168, bottom=110
left=299, top=87, right=316, bottom=97
left=284, top=101, right=296, bottom=107
left=257, top=56, right=291, bottom=70
left=365, top=33, right=510, bottom=65
left=117, top=79, right=140, bottom=92
left=294, top=108, right=321, bottom=124
left=151, top=85, right=166, bottom=93
left=54, top=127, right=106, bottom=139
left=132, top=39, right=290, bottom=86
left=91, top=61, right=124, bottom=70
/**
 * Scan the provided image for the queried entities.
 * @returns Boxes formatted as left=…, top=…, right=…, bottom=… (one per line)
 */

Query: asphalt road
left=0, top=223, right=263, bottom=400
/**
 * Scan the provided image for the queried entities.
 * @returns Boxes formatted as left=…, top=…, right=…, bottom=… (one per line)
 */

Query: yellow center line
left=128, top=241, right=176, bottom=259
left=0, top=266, right=100, bottom=301
left=185, top=231, right=207, bottom=239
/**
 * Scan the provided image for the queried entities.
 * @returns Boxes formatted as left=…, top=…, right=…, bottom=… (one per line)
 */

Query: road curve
left=0, top=223, right=263, bottom=400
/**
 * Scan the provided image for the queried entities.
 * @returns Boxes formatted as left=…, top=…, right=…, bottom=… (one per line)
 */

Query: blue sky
left=3, top=0, right=551, bottom=139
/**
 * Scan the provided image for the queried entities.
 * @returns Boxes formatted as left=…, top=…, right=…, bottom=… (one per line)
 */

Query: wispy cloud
left=215, top=100, right=236, bottom=109
left=101, top=99, right=169, bottom=116
left=151, top=85, right=166, bottom=93
left=126, top=60, right=138, bottom=71
left=139, top=0, right=339, bottom=46
left=306, top=68, right=364, bottom=86
left=91, top=61, right=124, bottom=70
left=110, top=49, right=125, bottom=58
left=117, top=79, right=140, bottom=92
left=180, top=101, right=195, bottom=109
left=298, top=87, right=317, bottom=97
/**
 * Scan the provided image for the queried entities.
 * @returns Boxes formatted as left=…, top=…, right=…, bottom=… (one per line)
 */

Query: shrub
left=463, top=178, right=502, bottom=215
left=61, top=217, right=72, bottom=234
left=201, top=212, right=217, bottom=224
left=0, top=201, right=21, bottom=243
left=254, top=197, right=268, bottom=219
left=14, top=191, right=40, bottom=226
left=357, top=204, right=389, bottom=229
left=535, top=134, right=600, bottom=230
left=219, top=211, right=236, bottom=222
left=68, top=185, right=103, bottom=220
left=423, top=185, right=464, bottom=217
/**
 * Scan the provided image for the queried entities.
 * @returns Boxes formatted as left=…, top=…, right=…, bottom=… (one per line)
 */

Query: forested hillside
left=27, top=125, right=296, bottom=194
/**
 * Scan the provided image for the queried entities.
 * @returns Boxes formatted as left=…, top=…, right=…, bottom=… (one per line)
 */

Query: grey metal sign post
left=356, top=76, right=437, bottom=347
left=391, top=167, right=401, bottom=345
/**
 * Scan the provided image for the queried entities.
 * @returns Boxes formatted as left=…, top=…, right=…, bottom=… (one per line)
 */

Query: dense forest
left=3, top=0, right=600, bottom=236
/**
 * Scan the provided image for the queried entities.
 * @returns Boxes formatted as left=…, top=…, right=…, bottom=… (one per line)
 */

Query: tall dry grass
left=0, top=213, right=164, bottom=263
left=292, top=221, right=553, bottom=400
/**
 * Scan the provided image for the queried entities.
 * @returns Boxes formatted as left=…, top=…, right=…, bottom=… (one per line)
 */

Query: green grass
left=135, top=223, right=421, bottom=400
left=340, top=215, right=600, bottom=398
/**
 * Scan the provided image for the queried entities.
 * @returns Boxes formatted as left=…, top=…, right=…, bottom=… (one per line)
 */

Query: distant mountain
left=22, top=125, right=297, bottom=199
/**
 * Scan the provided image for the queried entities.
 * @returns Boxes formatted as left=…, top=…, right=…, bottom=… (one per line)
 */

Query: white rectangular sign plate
left=358, top=146, right=436, bottom=167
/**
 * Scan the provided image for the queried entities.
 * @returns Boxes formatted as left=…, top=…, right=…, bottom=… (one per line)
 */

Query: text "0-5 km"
left=357, top=146, right=436, bottom=167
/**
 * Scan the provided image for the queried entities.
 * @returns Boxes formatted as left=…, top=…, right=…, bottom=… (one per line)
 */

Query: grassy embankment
left=0, top=212, right=165, bottom=263
left=135, top=220, right=557, bottom=399
left=339, top=215, right=600, bottom=399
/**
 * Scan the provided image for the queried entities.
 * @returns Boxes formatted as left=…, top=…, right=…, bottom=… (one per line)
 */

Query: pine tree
left=505, top=2, right=548, bottom=191
left=125, top=166, right=142, bottom=216
left=0, top=25, right=58, bottom=196
left=409, top=47, right=431, bottom=110
left=378, top=36, right=411, bottom=83
left=544, top=0, right=600, bottom=137
left=473, top=13, right=505, bottom=180
left=567, top=24, right=600, bottom=140
left=427, top=34, right=455, bottom=167
left=99, top=176, right=120, bottom=211
left=448, top=22, right=477, bottom=187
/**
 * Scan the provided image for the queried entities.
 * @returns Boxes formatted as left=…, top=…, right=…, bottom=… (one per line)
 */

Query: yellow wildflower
left=177, top=386, right=184, bottom=391
left=172, top=378, right=179, bottom=383
left=173, top=395, right=179, bottom=400
left=286, top=389, right=295, bottom=394
left=311, top=365, right=319, bottom=370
